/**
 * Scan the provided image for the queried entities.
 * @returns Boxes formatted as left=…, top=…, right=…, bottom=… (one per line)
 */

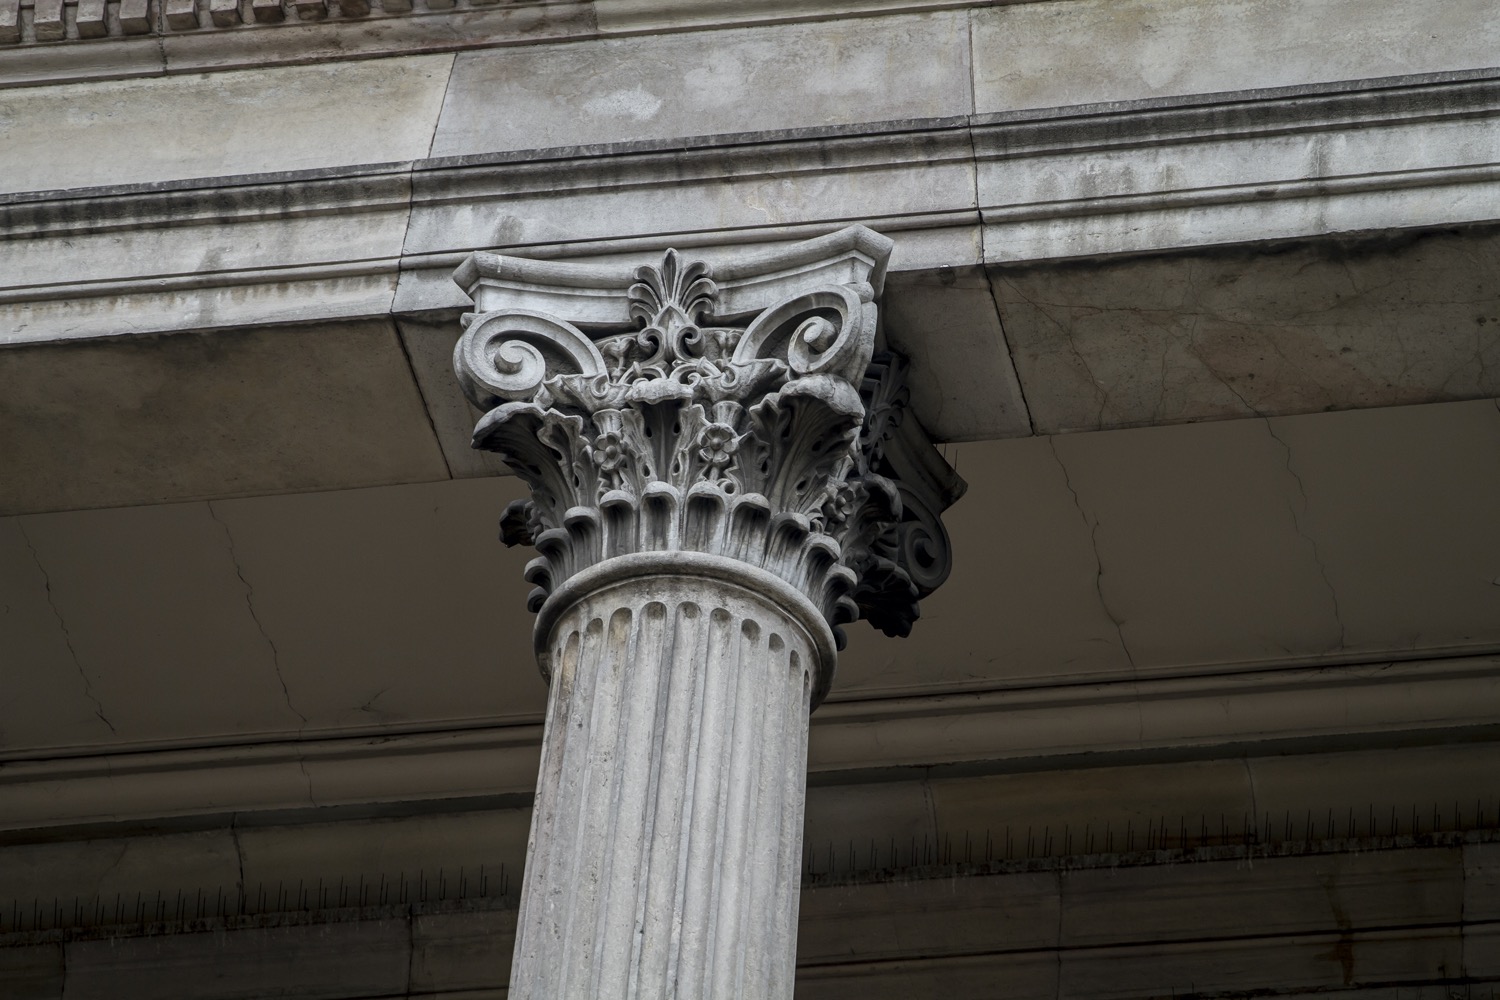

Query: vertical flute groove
left=511, top=579, right=816, bottom=1000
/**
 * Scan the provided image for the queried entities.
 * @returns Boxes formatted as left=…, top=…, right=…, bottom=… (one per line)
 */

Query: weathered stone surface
left=1058, top=927, right=1466, bottom=999
left=1060, top=848, right=1463, bottom=947
left=0, top=831, right=241, bottom=915
left=236, top=810, right=531, bottom=910
left=395, top=316, right=512, bottom=480
left=61, top=919, right=412, bottom=1000
left=1, top=171, right=416, bottom=345
left=0, top=477, right=540, bottom=761
left=972, top=0, right=1500, bottom=112
left=997, top=231, right=1500, bottom=432
left=928, top=760, right=1257, bottom=858
left=799, top=870, right=1060, bottom=962
left=1, top=503, right=329, bottom=750
left=0, top=320, right=448, bottom=515
left=1248, top=744, right=1500, bottom=842
left=410, top=906, right=518, bottom=993
left=428, top=13, right=972, bottom=157
left=880, top=266, right=1031, bottom=442
left=976, top=85, right=1500, bottom=262
left=400, top=131, right=979, bottom=304
left=0, top=56, right=451, bottom=195
left=0, top=943, right=63, bottom=1000
left=1263, top=397, right=1500, bottom=656
left=798, top=951, right=1061, bottom=1000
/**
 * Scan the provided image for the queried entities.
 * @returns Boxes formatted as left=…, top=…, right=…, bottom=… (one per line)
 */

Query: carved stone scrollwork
left=453, top=226, right=964, bottom=700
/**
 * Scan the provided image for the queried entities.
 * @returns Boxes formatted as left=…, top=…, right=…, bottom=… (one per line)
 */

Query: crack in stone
left=1242, top=757, right=1261, bottom=836
left=205, top=502, right=308, bottom=728
left=1263, top=420, right=1346, bottom=651
left=92, top=842, right=130, bottom=902
left=359, top=685, right=393, bottom=715
left=229, top=819, right=247, bottom=911
left=18, top=524, right=115, bottom=734
left=1185, top=319, right=1262, bottom=417
left=296, top=758, right=318, bottom=809
left=1047, top=438, right=1145, bottom=744
left=983, top=269, right=1038, bottom=437
left=1004, top=278, right=1111, bottom=429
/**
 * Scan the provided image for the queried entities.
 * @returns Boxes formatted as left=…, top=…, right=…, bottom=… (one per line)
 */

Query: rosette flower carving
left=452, top=227, right=964, bottom=685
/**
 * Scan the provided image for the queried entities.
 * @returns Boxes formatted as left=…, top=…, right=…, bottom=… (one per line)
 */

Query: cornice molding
left=2, top=71, right=1496, bottom=346
left=0, top=0, right=996, bottom=87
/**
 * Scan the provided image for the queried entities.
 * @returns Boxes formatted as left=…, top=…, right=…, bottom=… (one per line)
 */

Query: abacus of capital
left=450, top=226, right=964, bottom=999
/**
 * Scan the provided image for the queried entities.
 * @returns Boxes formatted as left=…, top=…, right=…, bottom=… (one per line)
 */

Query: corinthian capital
left=451, top=227, right=964, bottom=701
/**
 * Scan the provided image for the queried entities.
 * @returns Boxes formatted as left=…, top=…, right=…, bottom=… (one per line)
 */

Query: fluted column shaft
left=510, top=552, right=831, bottom=1000
left=448, top=228, right=962, bottom=1000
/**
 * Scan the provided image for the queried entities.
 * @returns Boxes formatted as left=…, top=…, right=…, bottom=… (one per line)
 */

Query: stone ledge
left=3, top=653, right=1496, bottom=832
left=4, top=70, right=1496, bottom=348
left=2, top=838, right=1498, bottom=999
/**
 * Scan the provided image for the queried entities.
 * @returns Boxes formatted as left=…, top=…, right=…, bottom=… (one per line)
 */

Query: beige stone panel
left=61, top=919, right=411, bottom=1000
left=1267, top=400, right=1500, bottom=657
left=1060, top=848, right=1463, bottom=947
left=1132, top=658, right=1500, bottom=752
left=802, top=781, right=937, bottom=873
left=0, top=831, right=240, bottom=914
left=1249, top=745, right=1500, bottom=841
left=235, top=810, right=531, bottom=907
left=798, top=872, right=1059, bottom=963
left=0, top=519, right=117, bottom=749
left=411, top=907, right=518, bottom=993
left=984, top=176, right=1500, bottom=267
left=973, top=0, right=1500, bottom=112
left=395, top=318, right=511, bottom=480
left=2, top=272, right=402, bottom=346
left=0, top=944, right=63, bottom=1000
left=834, top=437, right=1134, bottom=696
left=206, top=477, right=541, bottom=732
left=1, top=504, right=313, bottom=751
left=995, top=231, right=1500, bottom=433
left=595, top=0, right=960, bottom=33
left=0, top=55, right=453, bottom=195
left=981, top=117, right=1499, bottom=215
left=0, top=320, right=448, bottom=515
left=429, top=12, right=971, bottom=157
left=1059, top=926, right=1464, bottom=1000
left=1469, top=921, right=1500, bottom=979
left=156, top=2, right=586, bottom=76
left=2, top=208, right=409, bottom=296
left=1467, top=842, right=1500, bottom=922
left=0, top=755, right=318, bottom=829
left=403, top=148, right=976, bottom=260
left=1048, top=418, right=1345, bottom=670
left=880, top=267, right=1032, bottom=442
left=797, top=949, right=1059, bottom=1000
left=928, top=760, right=1256, bottom=858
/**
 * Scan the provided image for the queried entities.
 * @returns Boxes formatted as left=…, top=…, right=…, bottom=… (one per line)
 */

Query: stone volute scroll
left=451, top=226, right=964, bottom=1000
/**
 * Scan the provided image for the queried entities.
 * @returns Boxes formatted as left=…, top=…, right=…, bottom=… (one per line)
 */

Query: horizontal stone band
left=534, top=549, right=840, bottom=706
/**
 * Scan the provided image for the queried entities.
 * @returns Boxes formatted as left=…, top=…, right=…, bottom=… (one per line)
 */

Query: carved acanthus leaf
left=454, top=234, right=963, bottom=645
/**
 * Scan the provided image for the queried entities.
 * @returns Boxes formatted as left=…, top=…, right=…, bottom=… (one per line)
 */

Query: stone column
left=450, top=226, right=962, bottom=999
